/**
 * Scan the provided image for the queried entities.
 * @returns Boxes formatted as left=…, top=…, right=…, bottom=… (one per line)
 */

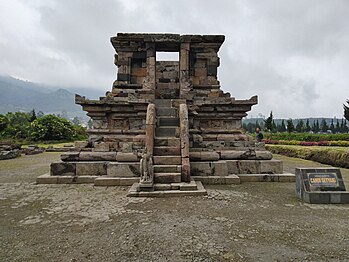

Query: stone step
left=158, top=117, right=179, bottom=126
left=153, top=165, right=181, bottom=173
left=154, top=172, right=181, bottom=183
left=154, top=146, right=181, bottom=156
left=154, top=99, right=172, bottom=108
left=154, top=137, right=180, bottom=147
left=153, top=180, right=197, bottom=191
left=153, top=156, right=182, bottom=165
left=156, top=107, right=177, bottom=117
left=156, top=127, right=178, bottom=137
left=127, top=181, right=207, bottom=197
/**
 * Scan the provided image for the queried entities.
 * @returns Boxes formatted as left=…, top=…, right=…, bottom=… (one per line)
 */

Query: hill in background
left=0, top=75, right=104, bottom=119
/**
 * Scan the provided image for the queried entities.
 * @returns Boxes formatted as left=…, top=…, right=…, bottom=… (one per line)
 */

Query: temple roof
left=111, top=33, right=225, bottom=52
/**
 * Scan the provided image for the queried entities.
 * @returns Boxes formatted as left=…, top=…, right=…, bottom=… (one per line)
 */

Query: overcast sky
left=0, top=0, right=348, bottom=118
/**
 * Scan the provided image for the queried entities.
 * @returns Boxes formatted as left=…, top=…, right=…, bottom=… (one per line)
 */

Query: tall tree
left=29, top=109, right=37, bottom=122
left=336, top=120, right=340, bottom=133
left=295, top=119, right=304, bottom=133
left=305, top=119, right=311, bottom=132
left=279, top=120, right=287, bottom=132
left=344, top=100, right=349, bottom=121
left=330, top=119, right=335, bottom=133
left=287, top=119, right=294, bottom=133
left=264, top=111, right=274, bottom=132
left=320, top=119, right=329, bottom=132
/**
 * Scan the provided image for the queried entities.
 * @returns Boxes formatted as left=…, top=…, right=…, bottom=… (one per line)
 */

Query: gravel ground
left=0, top=153, right=349, bottom=262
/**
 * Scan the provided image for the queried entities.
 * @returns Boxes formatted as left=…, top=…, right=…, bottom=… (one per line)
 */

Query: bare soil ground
left=1, top=153, right=349, bottom=262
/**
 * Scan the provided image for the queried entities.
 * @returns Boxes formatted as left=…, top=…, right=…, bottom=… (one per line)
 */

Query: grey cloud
left=0, top=0, right=348, bottom=118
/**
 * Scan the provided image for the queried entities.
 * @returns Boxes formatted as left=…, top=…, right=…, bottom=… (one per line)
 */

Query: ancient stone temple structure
left=39, top=33, right=285, bottom=196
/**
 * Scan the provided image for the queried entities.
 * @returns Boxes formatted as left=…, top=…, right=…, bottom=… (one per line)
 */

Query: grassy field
left=267, top=144, right=349, bottom=168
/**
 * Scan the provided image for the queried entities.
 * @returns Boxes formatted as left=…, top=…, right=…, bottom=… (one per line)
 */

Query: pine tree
left=295, top=119, right=304, bottom=133
left=264, top=111, right=273, bottom=132
left=344, top=100, right=349, bottom=121
left=340, top=119, right=345, bottom=133
left=305, top=119, right=311, bottom=132
left=344, top=120, right=349, bottom=133
left=255, top=120, right=261, bottom=129
left=29, top=109, right=37, bottom=122
left=315, top=120, right=320, bottom=133
left=272, top=120, right=277, bottom=133
left=279, top=120, right=287, bottom=132
left=330, top=119, right=335, bottom=133
left=320, top=119, right=329, bottom=132
left=287, top=119, right=294, bottom=133
left=336, top=120, right=340, bottom=133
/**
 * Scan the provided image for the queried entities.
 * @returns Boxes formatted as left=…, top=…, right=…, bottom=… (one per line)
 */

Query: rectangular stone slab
left=75, top=162, right=107, bottom=176
left=107, top=162, right=140, bottom=177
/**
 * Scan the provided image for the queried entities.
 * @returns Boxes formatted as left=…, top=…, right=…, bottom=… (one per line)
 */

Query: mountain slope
left=0, top=76, right=101, bottom=117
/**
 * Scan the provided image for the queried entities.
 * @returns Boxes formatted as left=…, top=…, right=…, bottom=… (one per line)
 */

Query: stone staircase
left=126, top=99, right=207, bottom=196
left=153, top=99, right=182, bottom=184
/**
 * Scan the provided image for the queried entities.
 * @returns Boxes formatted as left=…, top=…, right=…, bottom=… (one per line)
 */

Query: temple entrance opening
left=155, top=52, right=180, bottom=99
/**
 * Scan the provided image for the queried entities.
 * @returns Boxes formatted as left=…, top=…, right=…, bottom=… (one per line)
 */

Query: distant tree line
left=243, top=111, right=349, bottom=134
left=0, top=110, right=86, bottom=141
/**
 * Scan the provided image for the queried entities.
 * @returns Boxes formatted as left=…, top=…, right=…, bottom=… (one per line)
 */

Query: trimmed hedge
left=267, top=145, right=349, bottom=169
left=263, top=133, right=349, bottom=142
left=263, top=139, right=349, bottom=147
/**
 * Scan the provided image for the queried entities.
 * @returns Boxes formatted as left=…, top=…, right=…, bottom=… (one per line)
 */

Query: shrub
left=264, top=132, right=349, bottom=142
left=30, top=114, right=77, bottom=141
left=266, top=145, right=349, bottom=169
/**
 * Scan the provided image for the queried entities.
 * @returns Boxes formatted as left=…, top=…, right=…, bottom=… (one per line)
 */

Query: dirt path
left=1, top=153, right=349, bottom=261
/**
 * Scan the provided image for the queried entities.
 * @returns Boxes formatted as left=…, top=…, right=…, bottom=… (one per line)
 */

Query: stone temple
left=39, top=33, right=285, bottom=196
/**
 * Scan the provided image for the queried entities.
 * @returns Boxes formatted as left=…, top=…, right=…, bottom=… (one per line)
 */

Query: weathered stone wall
left=156, top=61, right=179, bottom=99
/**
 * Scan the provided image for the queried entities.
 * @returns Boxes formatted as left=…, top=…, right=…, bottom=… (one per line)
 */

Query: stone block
left=75, top=176, right=98, bottom=184
left=225, top=175, right=241, bottom=184
left=211, top=160, right=228, bottom=176
left=189, top=151, right=220, bottom=161
left=277, top=173, right=296, bottom=182
left=36, top=174, right=58, bottom=184
left=180, top=180, right=197, bottom=191
left=50, top=162, right=76, bottom=176
left=154, top=184, right=172, bottom=191
left=75, top=141, right=88, bottom=149
left=153, top=156, right=181, bottom=165
left=75, top=162, right=107, bottom=176
left=154, top=173, right=181, bottom=183
left=194, top=68, right=207, bottom=77
left=330, top=193, right=342, bottom=204
left=181, top=157, right=191, bottom=182
left=61, top=152, right=80, bottom=161
left=153, top=165, right=180, bottom=173
left=93, top=142, right=110, bottom=152
left=226, top=160, right=239, bottom=174
left=94, top=177, right=120, bottom=186
left=220, top=150, right=272, bottom=160
left=119, top=177, right=140, bottom=186
left=260, top=160, right=283, bottom=174
left=154, top=146, right=181, bottom=156
left=107, top=162, right=140, bottom=177
left=116, top=152, right=139, bottom=162
left=237, top=160, right=260, bottom=174
left=83, top=152, right=117, bottom=161
left=57, top=176, right=74, bottom=184
left=190, top=162, right=212, bottom=176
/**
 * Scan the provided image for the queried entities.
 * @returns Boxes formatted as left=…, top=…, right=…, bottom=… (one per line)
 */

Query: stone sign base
left=296, top=168, right=349, bottom=204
